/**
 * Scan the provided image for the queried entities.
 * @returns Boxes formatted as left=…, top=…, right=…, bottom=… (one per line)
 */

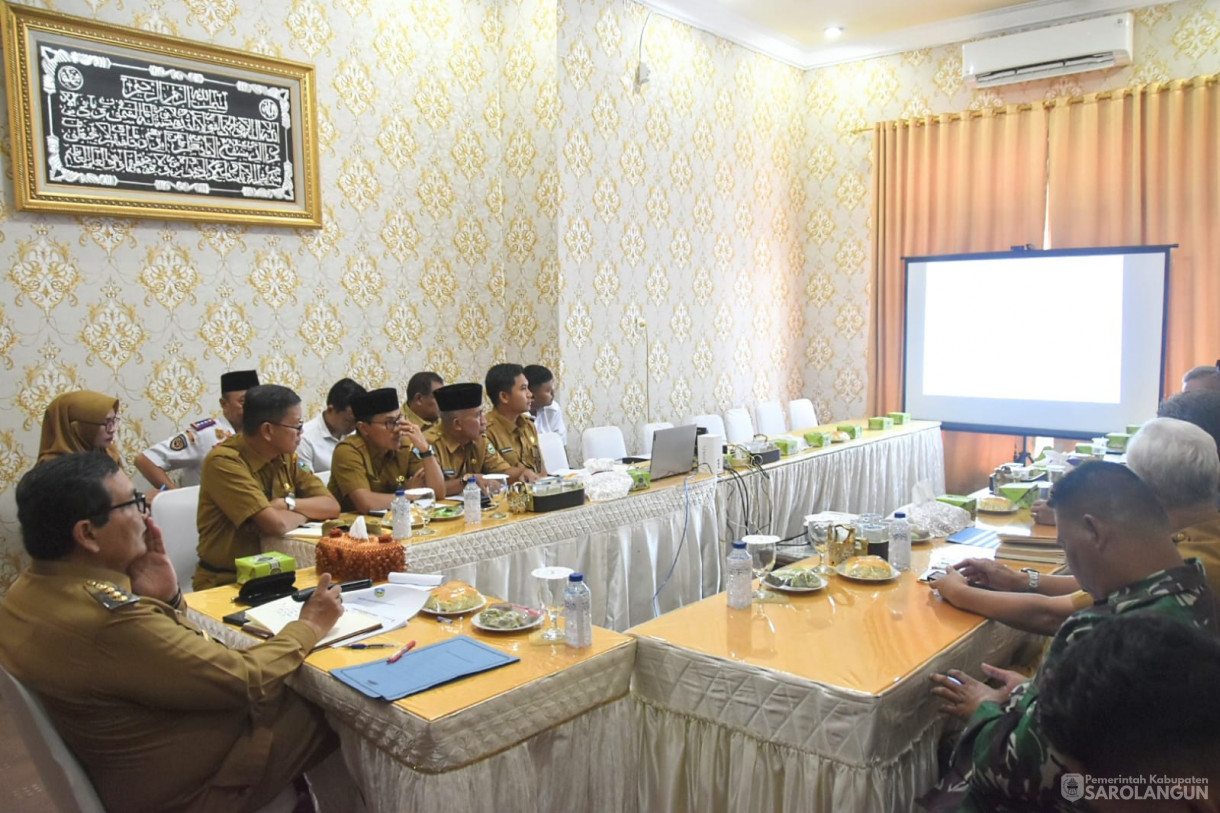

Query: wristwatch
left=285, top=494, right=297, bottom=512
left=413, top=447, right=434, bottom=459
left=1021, top=567, right=1040, bottom=592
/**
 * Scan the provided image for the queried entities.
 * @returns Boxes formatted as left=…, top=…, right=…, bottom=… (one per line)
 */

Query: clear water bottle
left=890, top=512, right=912, bottom=572
left=463, top=477, right=482, bottom=527
left=563, top=573, right=593, bottom=648
left=726, top=540, right=752, bottom=609
left=391, top=489, right=412, bottom=541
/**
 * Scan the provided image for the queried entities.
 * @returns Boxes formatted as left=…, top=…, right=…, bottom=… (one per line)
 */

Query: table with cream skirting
left=270, top=474, right=721, bottom=633
left=719, top=420, right=946, bottom=543
left=188, top=576, right=639, bottom=813
left=626, top=546, right=1049, bottom=812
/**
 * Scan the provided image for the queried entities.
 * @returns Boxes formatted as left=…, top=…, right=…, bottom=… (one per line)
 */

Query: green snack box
left=868, top=416, right=894, bottom=431
left=1126, top=423, right=1143, bottom=436
left=936, top=494, right=978, bottom=518
left=888, top=412, right=911, bottom=425
left=628, top=468, right=651, bottom=491
left=772, top=436, right=799, bottom=456
left=997, top=482, right=1039, bottom=508
left=836, top=424, right=863, bottom=439
left=236, top=552, right=296, bottom=585
left=804, top=431, right=833, bottom=448
left=1074, top=442, right=1095, bottom=455
left=1106, top=432, right=1131, bottom=452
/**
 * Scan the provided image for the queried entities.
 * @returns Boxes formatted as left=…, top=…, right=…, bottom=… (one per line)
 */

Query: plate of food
left=429, top=502, right=465, bottom=522
left=763, top=567, right=828, bottom=593
left=977, top=495, right=1019, bottom=514
left=830, top=431, right=851, bottom=443
left=419, top=581, right=486, bottom=616
left=836, top=556, right=900, bottom=582
left=911, top=526, right=934, bottom=544
left=472, top=603, right=543, bottom=632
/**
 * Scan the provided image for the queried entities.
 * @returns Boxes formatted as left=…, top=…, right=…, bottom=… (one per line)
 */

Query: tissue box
left=836, top=424, right=863, bottom=440
left=236, top=552, right=296, bottom=585
left=868, top=416, right=894, bottom=431
left=772, top=436, right=800, bottom=456
left=937, top=494, right=978, bottom=518
left=997, top=482, right=1039, bottom=507
left=888, top=411, right=911, bottom=425
left=1106, top=432, right=1132, bottom=452
left=804, top=431, right=833, bottom=448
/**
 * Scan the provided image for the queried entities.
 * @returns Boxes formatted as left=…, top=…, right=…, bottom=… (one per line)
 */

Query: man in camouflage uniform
left=409, top=383, right=536, bottom=498
left=922, top=462, right=1216, bottom=812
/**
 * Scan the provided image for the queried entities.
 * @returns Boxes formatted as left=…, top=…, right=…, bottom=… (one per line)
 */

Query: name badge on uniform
left=443, top=469, right=456, bottom=477
left=499, top=446, right=515, bottom=455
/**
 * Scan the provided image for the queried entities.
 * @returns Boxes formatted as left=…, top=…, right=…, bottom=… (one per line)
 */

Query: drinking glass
left=485, top=474, right=509, bottom=519
left=803, top=518, right=836, bottom=576
left=404, top=487, right=436, bottom=535
left=532, top=565, right=573, bottom=642
left=742, top=534, right=778, bottom=599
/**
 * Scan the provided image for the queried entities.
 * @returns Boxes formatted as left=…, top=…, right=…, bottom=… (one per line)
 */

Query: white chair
left=538, top=431, right=569, bottom=472
left=314, top=469, right=331, bottom=487
left=640, top=421, right=674, bottom=456
left=723, top=408, right=755, bottom=443
left=755, top=401, right=787, bottom=435
left=682, top=413, right=727, bottom=440
left=150, top=486, right=200, bottom=595
left=581, top=426, right=627, bottom=462
left=0, top=666, right=106, bottom=813
left=788, top=398, right=819, bottom=430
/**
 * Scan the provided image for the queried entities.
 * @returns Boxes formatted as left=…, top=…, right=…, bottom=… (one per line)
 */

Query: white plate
left=763, top=568, right=828, bottom=593
left=835, top=561, right=901, bottom=582
left=419, top=595, right=486, bottom=617
left=911, top=533, right=934, bottom=544
left=427, top=504, right=465, bottom=522
left=472, top=604, right=544, bottom=632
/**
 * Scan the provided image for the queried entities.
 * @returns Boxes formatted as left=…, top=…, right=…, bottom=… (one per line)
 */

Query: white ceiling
left=636, top=0, right=1173, bottom=68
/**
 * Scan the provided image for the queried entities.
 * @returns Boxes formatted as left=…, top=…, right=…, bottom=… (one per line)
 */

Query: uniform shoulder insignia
left=299, top=459, right=313, bottom=473
left=168, top=433, right=189, bottom=452
left=214, top=428, right=232, bottom=442
left=84, top=579, right=140, bottom=610
left=190, top=418, right=217, bottom=432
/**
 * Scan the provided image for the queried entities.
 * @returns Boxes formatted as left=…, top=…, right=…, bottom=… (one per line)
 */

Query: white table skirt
left=630, top=619, right=1039, bottom=812
left=191, top=613, right=639, bottom=813
left=719, top=424, right=946, bottom=543
left=269, top=476, right=721, bottom=632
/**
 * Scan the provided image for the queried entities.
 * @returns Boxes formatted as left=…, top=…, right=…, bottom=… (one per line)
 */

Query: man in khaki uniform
left=410, top=383, right=536, bottom=497
left=403, top=371, right=444, bottom=431
left=0, top=452, right=347, bottom=813
left=484, top=363, right=546, bottom=475
left=196, top=385, right=339, bottom=590
left=328, top=387, right=445, bottom=513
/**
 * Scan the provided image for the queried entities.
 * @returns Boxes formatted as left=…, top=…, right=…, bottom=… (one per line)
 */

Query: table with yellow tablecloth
left=719, top=419, right=946, bottom=542
left=626, top=545, right=1058, bottom=812
left=269, top=473, right=722, bottom=633
left=187, top=570, right=639, bottom=813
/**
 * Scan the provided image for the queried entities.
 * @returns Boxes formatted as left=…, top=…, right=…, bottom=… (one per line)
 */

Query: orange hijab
left=37, top=390, right=122, bottom=465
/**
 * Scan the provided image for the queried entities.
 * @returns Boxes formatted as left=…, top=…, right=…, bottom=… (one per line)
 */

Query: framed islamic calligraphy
left=0, top=3, right=322, bottom=227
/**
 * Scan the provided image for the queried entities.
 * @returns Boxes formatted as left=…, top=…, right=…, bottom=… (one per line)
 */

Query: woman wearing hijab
left=37, top=390, right=122, bottom=465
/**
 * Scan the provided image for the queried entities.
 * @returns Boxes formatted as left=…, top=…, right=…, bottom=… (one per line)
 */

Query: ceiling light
left=824, top=25, right=844, bottom=40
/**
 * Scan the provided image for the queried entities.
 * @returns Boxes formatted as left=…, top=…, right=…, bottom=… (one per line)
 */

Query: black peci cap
left=220, top=370, right=260, bottom=393
left=434, top=383, right=484, bottom=412
left=352, top=388, right=400, bottom=423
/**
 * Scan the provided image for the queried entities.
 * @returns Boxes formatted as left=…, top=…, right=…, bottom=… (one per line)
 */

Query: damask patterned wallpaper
left=0, top=0, right=1216, bottom=589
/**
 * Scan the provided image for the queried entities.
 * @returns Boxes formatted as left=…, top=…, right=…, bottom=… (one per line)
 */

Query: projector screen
left=903, top=246, right=1170, bottom=438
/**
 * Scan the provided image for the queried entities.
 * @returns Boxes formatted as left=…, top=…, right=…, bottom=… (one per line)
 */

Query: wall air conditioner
left=962, top=13, right=1133, bottom=88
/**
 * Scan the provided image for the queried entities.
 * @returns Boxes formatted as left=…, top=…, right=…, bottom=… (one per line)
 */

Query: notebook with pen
left=331, top=635, right=519, bottom=701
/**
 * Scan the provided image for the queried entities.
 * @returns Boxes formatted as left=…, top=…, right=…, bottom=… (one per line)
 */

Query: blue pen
left=343, top=643, right=394, bottom=649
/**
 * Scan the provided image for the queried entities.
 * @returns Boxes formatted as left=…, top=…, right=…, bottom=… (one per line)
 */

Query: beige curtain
left=1047, top=77, right=1220, bottom=392
left=869, top=107, right=1048, bottom=493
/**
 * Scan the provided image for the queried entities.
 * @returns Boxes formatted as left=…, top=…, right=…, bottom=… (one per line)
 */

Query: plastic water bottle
left=726, top=540, right=753, bottom=609
left=563, top=573, right=593, bottom=648
left=391, top=489, right=412, bottom=541
left=463, top=477, right=482, bottom=527
left=890, top=512, right=912, bottom=572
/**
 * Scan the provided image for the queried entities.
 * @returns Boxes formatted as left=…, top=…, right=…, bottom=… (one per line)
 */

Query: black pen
left=343, top=643, right=394, bottom=649
left=292, top=578, right=374, bottom=602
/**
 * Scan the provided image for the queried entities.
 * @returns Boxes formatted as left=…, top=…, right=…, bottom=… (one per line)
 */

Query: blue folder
left=332, top=635, right=520, bottom=701
left=946, top=526, right=1001, bottom=548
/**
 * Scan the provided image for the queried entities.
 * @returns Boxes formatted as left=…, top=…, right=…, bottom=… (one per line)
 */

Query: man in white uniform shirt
left=296, top=378, right=365, bottom=474
left=525, top=365, right=567, bottom=446
left=135, top=370, right=259, bottom=490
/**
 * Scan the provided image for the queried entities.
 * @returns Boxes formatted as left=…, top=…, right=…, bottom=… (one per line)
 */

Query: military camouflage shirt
left=921, top=559, right=1216, bottom=812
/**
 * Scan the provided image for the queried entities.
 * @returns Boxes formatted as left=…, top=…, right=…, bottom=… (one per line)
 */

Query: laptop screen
left=649, top=424, right=698, bottom=480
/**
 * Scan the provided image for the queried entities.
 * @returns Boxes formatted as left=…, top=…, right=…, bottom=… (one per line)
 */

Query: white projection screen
left=903, top=246, right=1170, bottom=438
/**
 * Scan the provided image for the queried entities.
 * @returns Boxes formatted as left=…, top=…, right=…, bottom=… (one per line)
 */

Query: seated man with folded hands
left=411, top=383, right=537, bottom=497
left=920, top=462, right=1216, bottom=812
left=328, top=387, right=445, bottom=513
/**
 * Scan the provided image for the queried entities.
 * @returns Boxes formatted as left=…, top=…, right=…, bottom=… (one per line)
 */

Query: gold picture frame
left=1, top=3, right=322, bottom=227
